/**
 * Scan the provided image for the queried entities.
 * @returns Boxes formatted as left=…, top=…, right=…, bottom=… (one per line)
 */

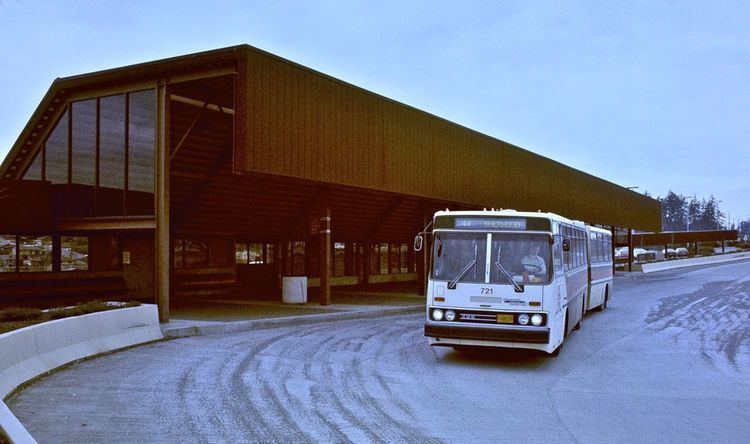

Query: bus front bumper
left=424, top=322, right=550, bottom=344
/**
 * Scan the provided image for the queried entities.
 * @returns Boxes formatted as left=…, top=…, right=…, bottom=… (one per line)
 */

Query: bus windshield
left=432, top=232, right=487, bottom=284
left=491, top=233, right=551, bottom=284
left=432, top=232, right=552, bottom=285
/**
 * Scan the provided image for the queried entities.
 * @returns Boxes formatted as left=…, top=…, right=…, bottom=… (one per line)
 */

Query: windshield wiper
left=495, top=248, right=524, bottom=293
left=447, top=244, right=477, bottom=290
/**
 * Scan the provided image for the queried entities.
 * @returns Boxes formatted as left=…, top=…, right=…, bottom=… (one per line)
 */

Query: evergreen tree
left=660, top=191, right=686, bottom=231
left=686, top=196, right=701, bottom=231
left=698, top=196, right=723, bottom=230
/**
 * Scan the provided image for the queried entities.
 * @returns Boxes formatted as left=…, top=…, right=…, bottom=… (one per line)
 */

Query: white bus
left=418, top=209, right=603, bottom=356
left=585, top=226, right=613, bottom=312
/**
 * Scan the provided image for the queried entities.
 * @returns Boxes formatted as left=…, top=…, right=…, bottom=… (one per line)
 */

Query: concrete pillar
left=155, top=81, right=170, bottom=323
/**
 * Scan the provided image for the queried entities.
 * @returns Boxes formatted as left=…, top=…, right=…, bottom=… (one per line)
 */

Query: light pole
left=716, top=200, right=723, bottom=230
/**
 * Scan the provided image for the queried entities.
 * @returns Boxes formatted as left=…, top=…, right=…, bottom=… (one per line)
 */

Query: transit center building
left=0, top=45, right=661, bottom=321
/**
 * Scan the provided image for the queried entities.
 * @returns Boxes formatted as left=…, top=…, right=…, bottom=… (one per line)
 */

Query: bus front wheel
left=550, top=343, right=563, bottom=357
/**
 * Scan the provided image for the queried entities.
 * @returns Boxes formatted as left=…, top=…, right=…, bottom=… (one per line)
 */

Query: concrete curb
left=641, top=252, right=750, bottom=274
left=0, top=402, right=34, bottom=444
left=0, top=305, right=163, bottom=443
left=163, top=304, right=424, bottom=338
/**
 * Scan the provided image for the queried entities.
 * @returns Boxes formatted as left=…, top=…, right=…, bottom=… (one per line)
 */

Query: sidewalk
left=163, top=288, right=425, bottom=339
left=640, top=251, right=750, bottom=274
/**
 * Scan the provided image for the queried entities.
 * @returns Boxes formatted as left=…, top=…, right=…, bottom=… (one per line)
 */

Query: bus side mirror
left=562, top=238, right=571, bottom=252
left=414, top=234, right=424, bottom=252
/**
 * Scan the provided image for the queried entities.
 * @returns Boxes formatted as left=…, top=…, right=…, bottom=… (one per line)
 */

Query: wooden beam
left=165, top=67, right=237, bottom=86
left=57, top=216, right=155, bottom=231
left=281, top=186, right=328, bottom=238
left=363, top=196, right=405, bottom=239
left=170, top=102, right=207, bottom=162
left=170, top=94, right=234, bottom=115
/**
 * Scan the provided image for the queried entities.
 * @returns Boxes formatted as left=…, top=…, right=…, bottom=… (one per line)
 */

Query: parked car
left=615, top=247, right=649, bottom=260
left=675, top=247, right=689, bottom=257
left=662, top=248, right=677, bottom=259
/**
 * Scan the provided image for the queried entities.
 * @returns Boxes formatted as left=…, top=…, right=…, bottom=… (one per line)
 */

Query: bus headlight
left=531, top=314, right=543, bottom=326
left=518, top=313, right=530, bottom=325
left=432, top=309, right=444, bottom=321
left=445, top=310, right=456, bottom=321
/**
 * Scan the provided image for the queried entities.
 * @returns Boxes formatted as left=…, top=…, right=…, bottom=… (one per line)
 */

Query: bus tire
left=550, top=343, right=563, bottom=357
left=596, top=286, right=608, bottom=312
left=574, top=298, right=583, bottom=330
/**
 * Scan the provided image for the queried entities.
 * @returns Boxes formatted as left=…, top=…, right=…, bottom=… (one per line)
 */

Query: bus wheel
left=550, top=343, right=563, bottom=357
left=574, top=299, right=583, bottom=330
left=597, top=286, right=608, bottom=312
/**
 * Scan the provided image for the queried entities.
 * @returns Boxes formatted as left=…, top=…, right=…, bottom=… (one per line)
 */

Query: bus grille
left=459, top=312, right=499, bottom=323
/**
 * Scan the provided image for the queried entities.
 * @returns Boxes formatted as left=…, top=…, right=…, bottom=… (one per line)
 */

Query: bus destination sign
left=454, top=218, right=527, bottom=230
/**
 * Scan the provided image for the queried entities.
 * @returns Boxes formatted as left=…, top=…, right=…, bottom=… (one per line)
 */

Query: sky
left=1, top=0, right=748, bottom=226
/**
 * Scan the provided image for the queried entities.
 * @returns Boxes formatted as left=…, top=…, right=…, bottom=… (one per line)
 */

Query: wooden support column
left=362, top=240, right=370, bottom=285
left=155, top=81, right=170, bottom=323
left=627, top=228, right=633, bottom=272
left=417, top=206, right=430, bottom=295
left=280, top=238, right=289, bottom=276
left=319, top=192, right=331, bottom=305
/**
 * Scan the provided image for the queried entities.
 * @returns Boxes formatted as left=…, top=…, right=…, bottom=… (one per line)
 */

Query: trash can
left=282, top=276, right=307, bottom=304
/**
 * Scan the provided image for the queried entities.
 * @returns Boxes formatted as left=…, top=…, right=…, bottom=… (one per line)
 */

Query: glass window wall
left=98, top=94, right=126, bottom=216
left=61, top=236, right=89, bottom=271
left=45, top=109, right=69, bottom=185
left=19, top=235, right=53, bottom=272
left=127, top=89, right=156, bottom=215
left=0, top=235, right=16, bottom=272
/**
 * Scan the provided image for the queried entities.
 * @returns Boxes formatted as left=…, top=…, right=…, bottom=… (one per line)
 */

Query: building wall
left=235, top=47, right=661, bottom=231
left=122, top=235, right=154, bottom=300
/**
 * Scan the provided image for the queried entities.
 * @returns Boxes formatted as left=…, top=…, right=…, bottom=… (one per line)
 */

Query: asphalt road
left=8, top=261, right=750, bottom=443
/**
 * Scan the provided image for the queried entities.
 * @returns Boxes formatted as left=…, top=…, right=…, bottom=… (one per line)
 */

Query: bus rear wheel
left=574, top=297, right=583, bottom=330
left=596, top=286, right=609, bottom=312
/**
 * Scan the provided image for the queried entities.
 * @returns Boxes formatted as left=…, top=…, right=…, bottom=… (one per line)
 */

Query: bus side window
left=553, top=234, right=563, bottom=272
left=562, top=228, right=571, bottom=271
left=605, top=236, right=612, bottom=261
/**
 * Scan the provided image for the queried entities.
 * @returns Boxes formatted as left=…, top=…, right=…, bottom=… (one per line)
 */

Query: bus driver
left=521, top=245, right=547, bottom=280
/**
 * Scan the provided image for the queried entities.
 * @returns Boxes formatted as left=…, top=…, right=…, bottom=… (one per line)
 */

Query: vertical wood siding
left=235, top=48, right=660, bottom=231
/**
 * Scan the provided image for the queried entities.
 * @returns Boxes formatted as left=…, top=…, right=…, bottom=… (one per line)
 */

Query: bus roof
left=587, top=225, right=613, bottom=235
left=433, top=209, right=586, bottom=227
